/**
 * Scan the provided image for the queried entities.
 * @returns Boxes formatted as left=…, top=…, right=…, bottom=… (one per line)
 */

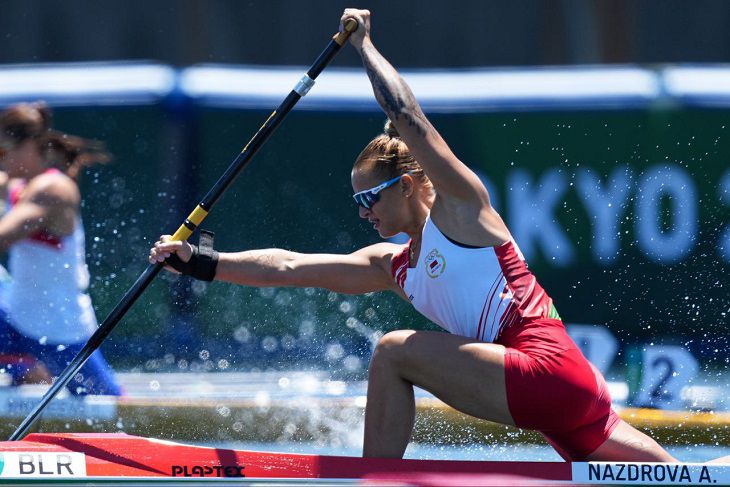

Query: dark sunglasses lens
left=354, top=193, right=370, bottom=209
left=354, top=191, right=380, bottom=209
left=364, top=191, right=380, bottom=208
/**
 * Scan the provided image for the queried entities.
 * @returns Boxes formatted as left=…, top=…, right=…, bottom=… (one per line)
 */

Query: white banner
left=573, top=462, right=730, bottom=485
left=0, top=452, right=86, bottom=478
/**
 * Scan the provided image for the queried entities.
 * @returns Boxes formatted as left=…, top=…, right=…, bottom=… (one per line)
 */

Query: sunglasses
left=352, top=172, right=411, bottom=209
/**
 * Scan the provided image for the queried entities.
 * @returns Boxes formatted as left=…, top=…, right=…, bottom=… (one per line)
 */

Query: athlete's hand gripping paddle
left=10, top=17, right=358, bottom=441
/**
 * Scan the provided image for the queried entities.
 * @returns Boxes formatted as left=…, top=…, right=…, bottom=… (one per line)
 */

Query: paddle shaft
left=9, top=18, right=358, bottom=441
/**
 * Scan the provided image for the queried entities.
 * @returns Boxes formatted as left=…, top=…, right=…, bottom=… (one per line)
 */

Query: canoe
left=0, top=432, right=729, bottom=486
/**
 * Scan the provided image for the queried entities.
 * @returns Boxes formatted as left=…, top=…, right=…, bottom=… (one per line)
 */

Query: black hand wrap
left=164, top=229, right=219, bottom=282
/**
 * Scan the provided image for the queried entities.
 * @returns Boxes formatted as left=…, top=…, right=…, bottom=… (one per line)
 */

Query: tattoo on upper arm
left=362, top=45, right=432, bottom=137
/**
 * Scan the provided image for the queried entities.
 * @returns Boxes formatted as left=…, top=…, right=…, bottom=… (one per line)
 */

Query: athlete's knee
left=370, top=330, right=416, bottom=369
left=375, top=330, right=416, bottom=355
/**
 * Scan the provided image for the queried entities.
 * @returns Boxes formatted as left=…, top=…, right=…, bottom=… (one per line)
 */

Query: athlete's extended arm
left=342, top=9, right=490, bottom=204
left=217, top=245, right=398, bottom=294
left=150, top=238, right=401, bottom=295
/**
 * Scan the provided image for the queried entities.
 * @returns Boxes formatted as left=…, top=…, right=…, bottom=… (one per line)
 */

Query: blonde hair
left=354, top=120, right=431, bottom=189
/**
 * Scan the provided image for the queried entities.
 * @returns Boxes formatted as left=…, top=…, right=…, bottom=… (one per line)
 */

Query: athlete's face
left=351, top=166, right=410, bottom=239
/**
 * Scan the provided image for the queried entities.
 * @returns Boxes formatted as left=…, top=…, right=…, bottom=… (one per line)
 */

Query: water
left=206, top=441, right=730, bottom=463
left=6, top=371, right=730, bottom=464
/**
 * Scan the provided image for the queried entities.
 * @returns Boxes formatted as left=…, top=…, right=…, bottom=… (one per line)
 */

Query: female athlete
left=150, top=10, right=677, bottom=461
left=0, top=102, right=122, bottom=396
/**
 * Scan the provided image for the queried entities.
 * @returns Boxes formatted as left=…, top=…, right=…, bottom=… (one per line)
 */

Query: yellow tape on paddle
left=171, top=205, right=209, bottom=241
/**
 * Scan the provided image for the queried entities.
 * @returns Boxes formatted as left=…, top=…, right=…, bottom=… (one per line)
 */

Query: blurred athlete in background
left=0, top=102, right=122, bottom=396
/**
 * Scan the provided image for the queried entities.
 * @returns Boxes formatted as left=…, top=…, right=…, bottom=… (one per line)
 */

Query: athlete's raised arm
left=342, top=9, right=490, bottom=207
left=150, top=237, right=403, bottom=296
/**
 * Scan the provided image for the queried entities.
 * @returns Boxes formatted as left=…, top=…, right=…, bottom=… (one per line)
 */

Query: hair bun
left=384, top=119, right=400, bottom=138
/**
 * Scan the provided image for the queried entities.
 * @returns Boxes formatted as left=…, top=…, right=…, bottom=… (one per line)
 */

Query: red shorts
left=497, top=318, right=621, bottom=460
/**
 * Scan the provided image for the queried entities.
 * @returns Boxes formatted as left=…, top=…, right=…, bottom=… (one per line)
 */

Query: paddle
left=9, top=17, right=359, bottom=441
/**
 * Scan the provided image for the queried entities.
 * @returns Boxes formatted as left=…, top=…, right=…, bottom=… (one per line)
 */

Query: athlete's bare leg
left=363, top=329, right=513, bottom=458
left=588, top=419, right=677, bottom=462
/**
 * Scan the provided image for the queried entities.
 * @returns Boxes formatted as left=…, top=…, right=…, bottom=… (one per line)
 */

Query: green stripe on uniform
left=549, top=303, right=561, bottom=320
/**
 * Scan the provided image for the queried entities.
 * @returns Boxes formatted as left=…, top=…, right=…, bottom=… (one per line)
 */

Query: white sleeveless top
left=391, top=215, right=558, bottom=343
left=6, top=180, right=97, bottom=344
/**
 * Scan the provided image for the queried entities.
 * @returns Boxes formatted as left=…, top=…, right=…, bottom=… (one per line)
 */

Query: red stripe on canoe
left=0, top=433, right=572, bottom=482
